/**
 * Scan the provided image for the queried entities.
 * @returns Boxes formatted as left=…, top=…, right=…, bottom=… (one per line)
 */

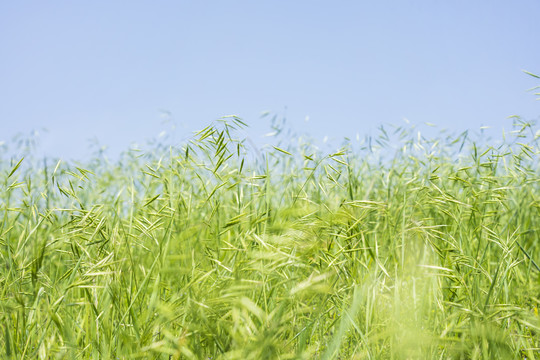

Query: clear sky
left=1, top=0, right=539, bottom=160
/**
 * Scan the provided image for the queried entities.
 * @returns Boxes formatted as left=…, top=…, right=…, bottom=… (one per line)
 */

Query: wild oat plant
left=1, top=115, right=539, bottom=359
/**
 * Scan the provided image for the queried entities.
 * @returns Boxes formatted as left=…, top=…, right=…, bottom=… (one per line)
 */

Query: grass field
left=1, top=115, right=539, bottom=359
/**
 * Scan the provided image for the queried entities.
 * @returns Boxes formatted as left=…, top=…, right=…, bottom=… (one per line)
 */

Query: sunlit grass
left=1, top=114, right=539, bottom=359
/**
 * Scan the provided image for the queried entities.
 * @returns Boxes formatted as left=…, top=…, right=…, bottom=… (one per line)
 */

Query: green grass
left=1, top=115, right=539, bottom=359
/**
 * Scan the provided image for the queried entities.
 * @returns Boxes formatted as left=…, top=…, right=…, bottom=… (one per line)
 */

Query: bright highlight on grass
left=1, top=114, right=539, bottom=359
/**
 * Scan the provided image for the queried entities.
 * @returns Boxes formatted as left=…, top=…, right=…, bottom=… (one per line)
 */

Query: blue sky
left=1, top=0, right=539, bottom=160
